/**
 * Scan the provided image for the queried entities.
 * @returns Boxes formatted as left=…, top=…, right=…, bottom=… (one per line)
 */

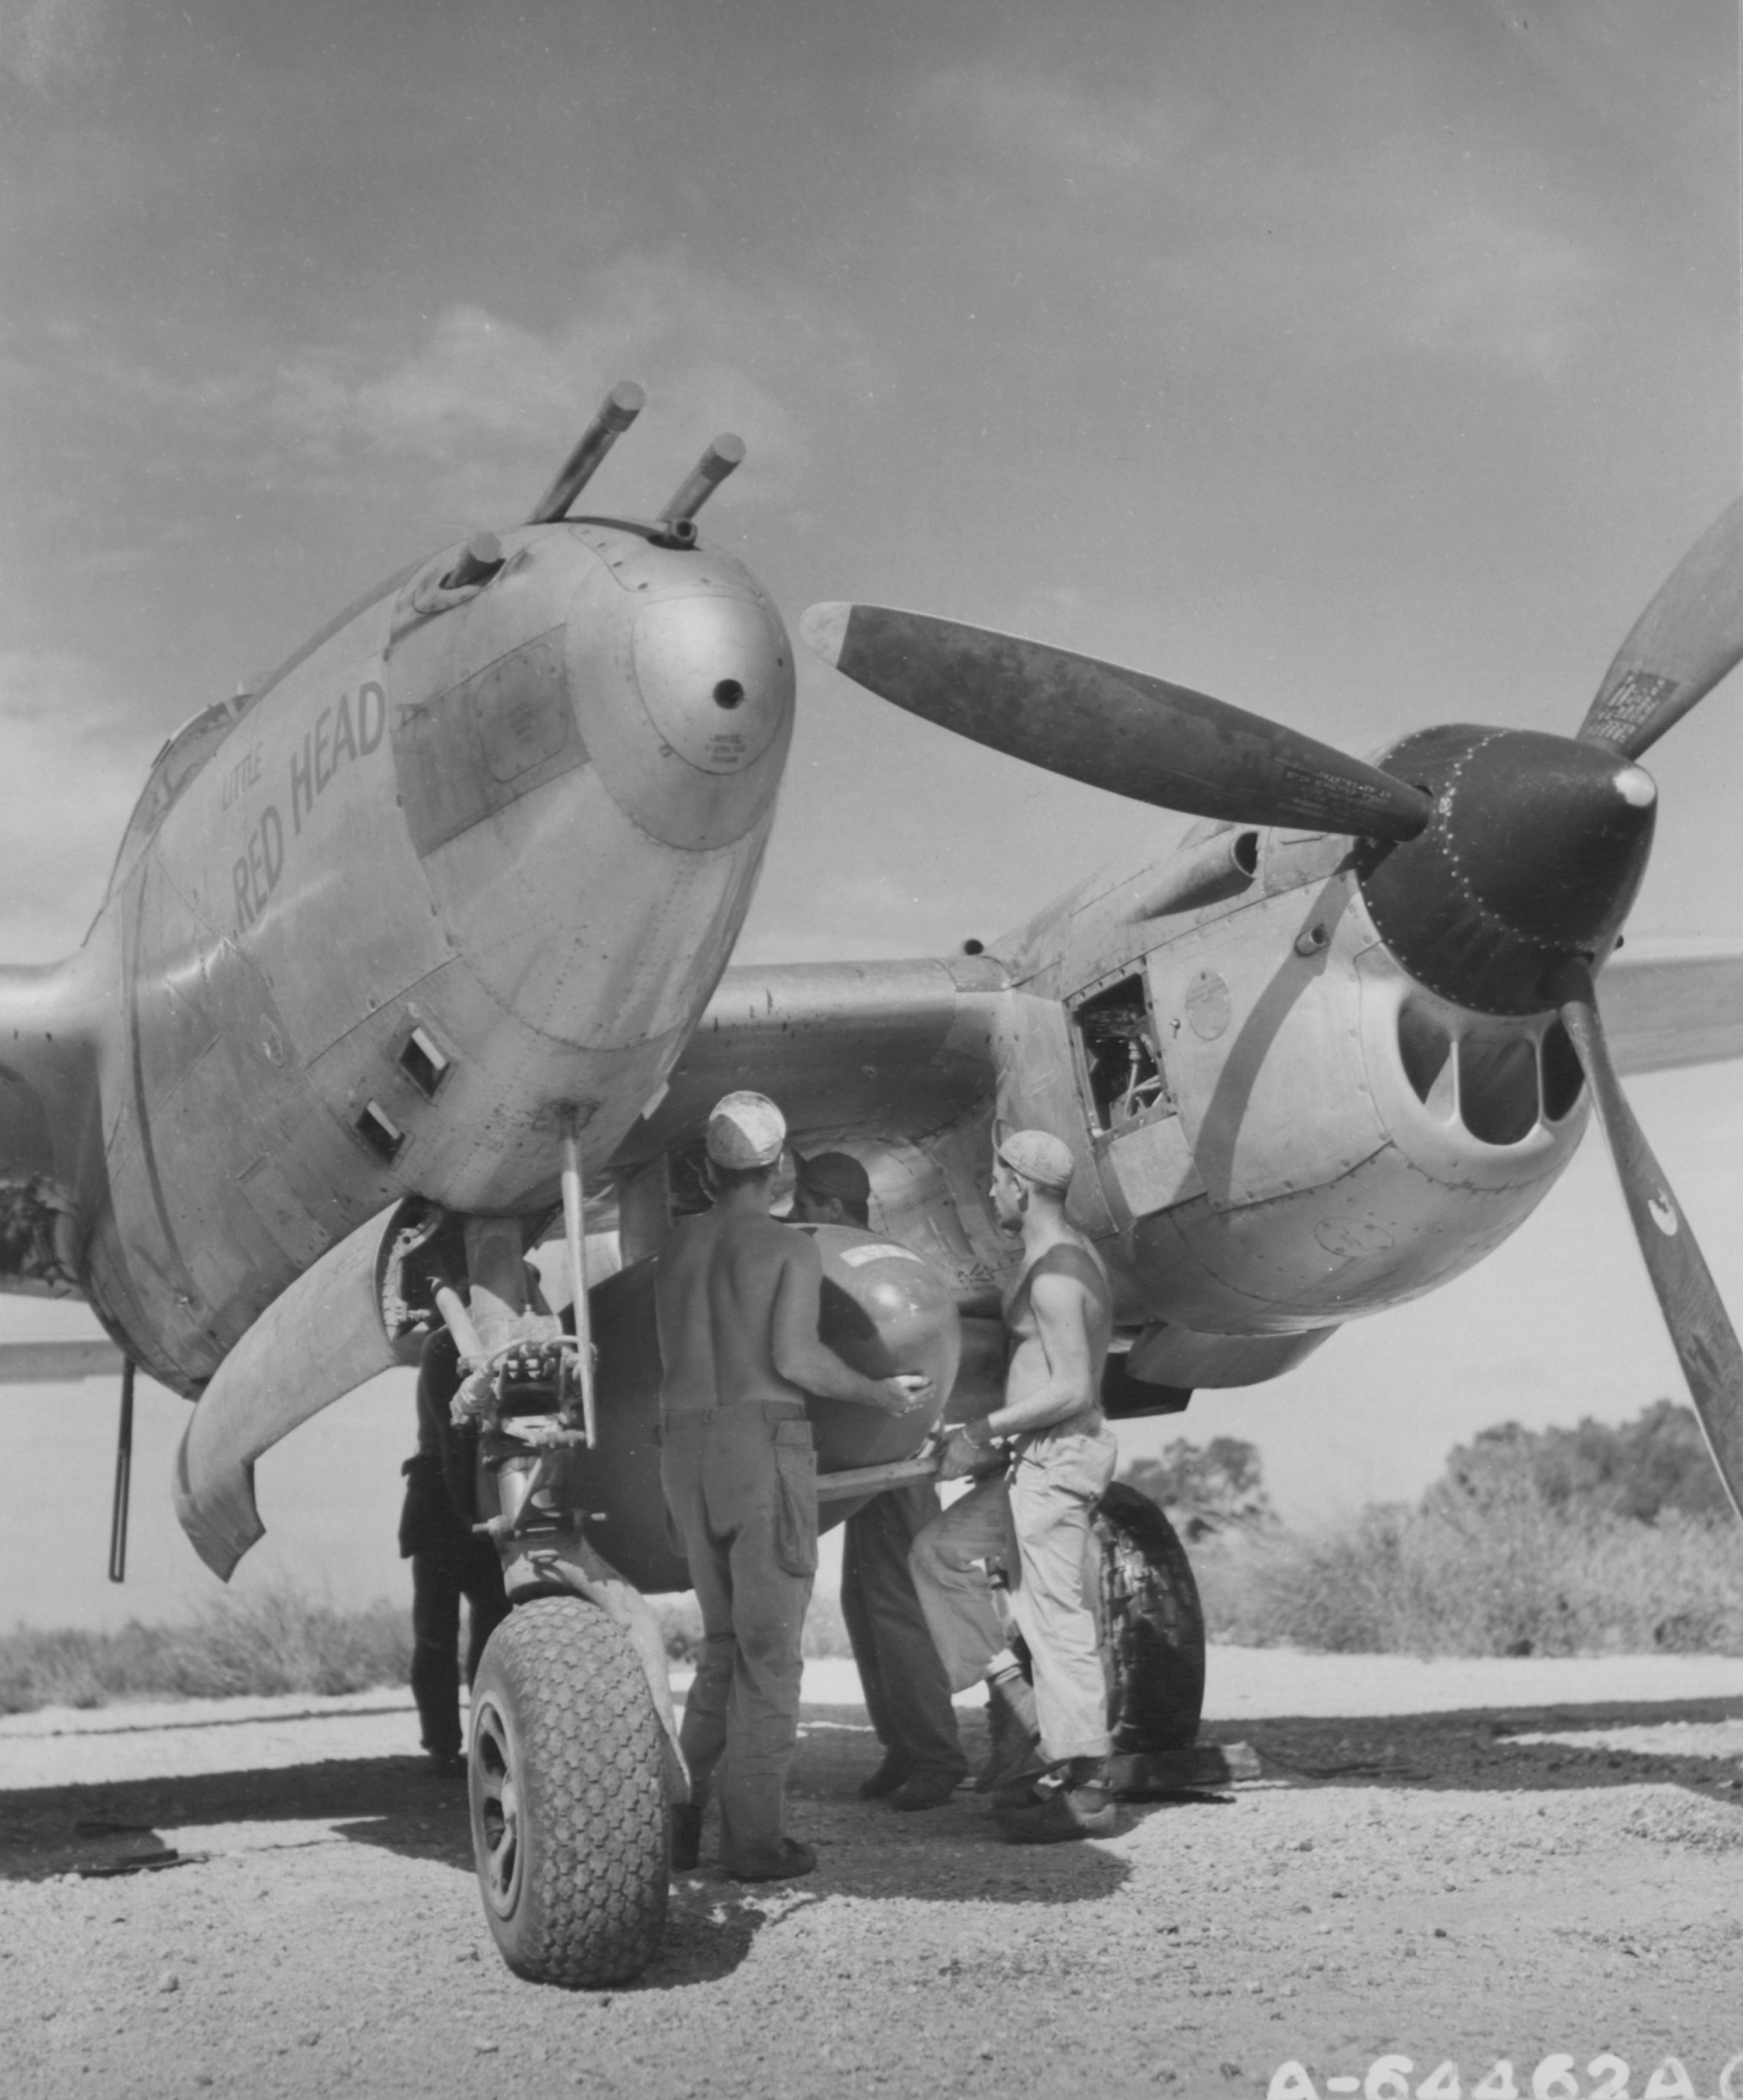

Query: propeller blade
left=1578, top=497, right=1743, bottom=758
left=1550, top=958, right=1743, bottom=1522
left=802, top=604, right=1432, bottom=841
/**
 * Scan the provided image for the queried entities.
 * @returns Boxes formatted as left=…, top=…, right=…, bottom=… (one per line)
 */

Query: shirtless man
left=658, top=1091, right=931, bottom=1880
left=909, top=1129, right=1120, bottom=1843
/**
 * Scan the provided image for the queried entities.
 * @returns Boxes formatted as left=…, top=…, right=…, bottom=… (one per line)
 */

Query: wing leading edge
left=1599, top=943, right=1743, bottom=1076
left=611, top=939, right=1743, bottom=1165
left=0, top=1338, right=126, bottom=1382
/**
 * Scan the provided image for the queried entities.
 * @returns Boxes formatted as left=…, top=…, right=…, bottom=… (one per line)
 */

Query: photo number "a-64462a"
left=1268, top=2058, right=1743, bottom=2100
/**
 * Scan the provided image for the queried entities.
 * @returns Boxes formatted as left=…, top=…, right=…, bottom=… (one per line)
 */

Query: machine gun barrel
left=657, top=434, right=746, bottom=533
left=526, top=379, right=646, bottom=524
left=439, top=531, right=504, bottom=591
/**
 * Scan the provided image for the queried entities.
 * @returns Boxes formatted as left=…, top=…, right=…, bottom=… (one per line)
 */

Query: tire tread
left=470, top=1597, right=667, bottom=1988
left=1096, top=1481, right=1207, bottom=1754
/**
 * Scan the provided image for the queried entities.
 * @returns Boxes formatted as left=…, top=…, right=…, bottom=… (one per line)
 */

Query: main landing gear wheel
left=468, top=1596, right=668, bottom=1988
left=1093, top=1482, right=1208, bottom=1786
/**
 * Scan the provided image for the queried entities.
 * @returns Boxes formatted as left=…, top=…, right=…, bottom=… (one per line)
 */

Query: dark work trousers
left=660, top=1403, right=817, bottom=1872
left=841, top=1484, right=968, bottom=1784
left=410, top=1537, right=510, bottom=1759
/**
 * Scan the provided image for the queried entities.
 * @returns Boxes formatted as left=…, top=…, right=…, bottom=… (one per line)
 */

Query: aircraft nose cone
left=631, top=590, right=789, bottom=776
left=1359, top=725, right=1657, bottom=1014
left=572, top=543, right=795, bottom=853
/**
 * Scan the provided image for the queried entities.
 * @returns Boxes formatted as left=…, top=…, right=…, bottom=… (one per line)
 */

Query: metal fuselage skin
left=863, top=819, right=1596, bottom=1385
left=1, top=522, right=793, bottom=1395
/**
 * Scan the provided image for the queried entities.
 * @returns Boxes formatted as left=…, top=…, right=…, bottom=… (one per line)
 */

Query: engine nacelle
left=576, top=1224, right=962, bottom=1592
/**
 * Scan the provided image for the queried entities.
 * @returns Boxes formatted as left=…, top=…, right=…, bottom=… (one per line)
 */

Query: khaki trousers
left=660, top=1404, right=817, bottom=1870
left=910, top=1424, right=1118, bottom=1763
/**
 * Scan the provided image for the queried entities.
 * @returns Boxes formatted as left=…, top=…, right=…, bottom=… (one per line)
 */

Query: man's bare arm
left=770, top=1235, right=932, bottom=1415
left=933, top=1270, right=1097, bottom=1477
left=987, top=1271, right=1100, bottom=1436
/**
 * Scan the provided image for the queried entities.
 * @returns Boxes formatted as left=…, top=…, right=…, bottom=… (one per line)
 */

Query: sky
left=1, top=0, right=1739, bottom=1628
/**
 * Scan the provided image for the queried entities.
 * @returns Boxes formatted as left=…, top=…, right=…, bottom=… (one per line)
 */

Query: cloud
left=2, top=254, right=874, bottom=551
left=1389, top=208, right=1603, bottom=379
left=264, top=258, right=872, bottom=524
left=920, top=63, right=1202, bottom=185
left=0, top=649, right=155, bottom=961
left=917, top=51, right=1607, bottom=383
left=0, top=0, right=107, bottom=96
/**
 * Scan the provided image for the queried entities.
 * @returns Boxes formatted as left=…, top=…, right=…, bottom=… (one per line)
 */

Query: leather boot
left=857, top=1751, right=912, bottom=1800
left=887, top=1768, right=963, bottom=1811
left=993, top=1756, right=1118, bottom=1845
left=977, top=1671, right=1042, bottom=1796
left=725, top=1836, right=816, bottom=1882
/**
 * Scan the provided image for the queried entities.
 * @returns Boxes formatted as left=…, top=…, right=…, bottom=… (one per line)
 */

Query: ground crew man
left=786, top=1151, right=969, bottom=1811
left=909, top=1129, right=1120, bottom=1842
left=658, top=1094, right=934, bottom=1881
left=399, top=1328, right=510, bottom=1770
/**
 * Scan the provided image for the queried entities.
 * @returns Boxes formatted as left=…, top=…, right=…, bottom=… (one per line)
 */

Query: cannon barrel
left=657, top=434, right=746, bottom=532
left=526, top=380, right=646, bottom=525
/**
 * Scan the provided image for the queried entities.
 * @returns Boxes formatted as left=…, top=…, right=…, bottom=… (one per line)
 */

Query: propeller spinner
left=1355, top=725, right=1658, bottom=1014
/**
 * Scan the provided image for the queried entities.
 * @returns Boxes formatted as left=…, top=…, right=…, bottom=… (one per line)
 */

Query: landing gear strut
left=440, top=1192, right=684, bottom=1990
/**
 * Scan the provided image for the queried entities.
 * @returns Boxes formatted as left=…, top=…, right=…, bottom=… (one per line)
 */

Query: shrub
left=1138, top=1404, right=1743, bottom=1656
left=1191, top=1479, right=1743, bottom=1657
left=0, top=1584, right=413, bottom=1715
left=1121, top=1434, right=1275, bottom=1540
left=1440, top=1401, right=1732, bottom=1525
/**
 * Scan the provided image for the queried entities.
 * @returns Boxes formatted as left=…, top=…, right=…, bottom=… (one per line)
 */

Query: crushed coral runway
left=2, top=1648, right=1740, bottom=2100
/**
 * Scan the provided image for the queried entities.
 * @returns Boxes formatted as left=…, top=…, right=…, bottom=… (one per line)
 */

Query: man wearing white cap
left=658, top=1091, right=933, bottom=1880
left=909, top=1128, right=1120, bottom=1843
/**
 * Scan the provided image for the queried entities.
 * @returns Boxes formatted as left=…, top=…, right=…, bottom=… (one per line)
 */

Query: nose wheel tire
left=467, top=1595, right=668, bottom=1988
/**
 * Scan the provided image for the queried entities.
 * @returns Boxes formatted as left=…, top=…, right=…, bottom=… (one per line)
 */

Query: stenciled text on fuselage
left=233, top=680, right=387, bottom=933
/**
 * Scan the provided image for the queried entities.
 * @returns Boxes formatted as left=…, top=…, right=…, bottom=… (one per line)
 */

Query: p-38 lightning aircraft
left=4, top=377, right=1741, bottom=1992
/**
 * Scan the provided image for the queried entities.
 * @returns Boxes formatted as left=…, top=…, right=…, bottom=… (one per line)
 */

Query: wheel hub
left=473, top=1702, right=524, bottom=1919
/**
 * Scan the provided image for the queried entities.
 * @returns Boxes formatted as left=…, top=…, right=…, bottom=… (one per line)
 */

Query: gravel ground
left=2, top=1652, right=1741, bottom=2100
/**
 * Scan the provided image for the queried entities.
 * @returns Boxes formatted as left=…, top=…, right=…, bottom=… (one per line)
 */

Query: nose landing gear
left=438, top=1154, right=684, bottom=1990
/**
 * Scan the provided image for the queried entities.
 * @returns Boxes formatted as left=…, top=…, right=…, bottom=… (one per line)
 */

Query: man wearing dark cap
left=910, top=1129, right=1120, bottom=1843
left=657, top=1094, right=934, bottom=1881
left=788, top=1153, right=969, bottom=1811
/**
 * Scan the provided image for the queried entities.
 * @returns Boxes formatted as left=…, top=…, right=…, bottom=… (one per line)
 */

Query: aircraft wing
left=615, top=954, right=1011, bottom=1162
left=621, top=937, right=1743, bottom=1158
left=0, top=1338, right=126, bottom=1381
left=1600, top=943, right=1743, bottom=1076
